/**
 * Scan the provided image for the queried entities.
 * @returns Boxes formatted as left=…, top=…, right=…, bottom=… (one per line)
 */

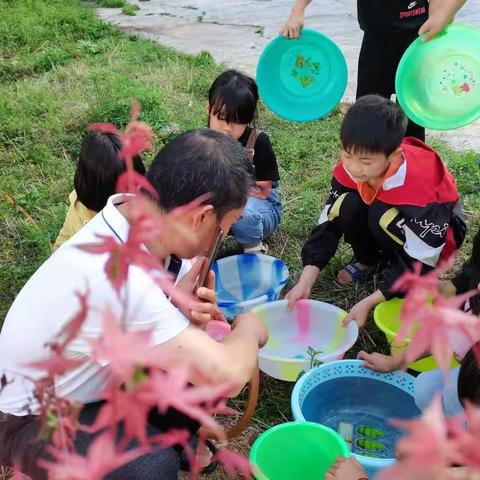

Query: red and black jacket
left=302, top=138, right=466, bottom=297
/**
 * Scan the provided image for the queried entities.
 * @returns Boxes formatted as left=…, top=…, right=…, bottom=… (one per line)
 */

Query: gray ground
left=98, top=0, right=480, bottom=151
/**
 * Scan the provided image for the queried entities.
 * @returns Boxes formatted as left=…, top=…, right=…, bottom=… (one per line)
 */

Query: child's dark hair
left=340, top=95, right=408, bottom=157
left=207, top=69, right=258, bottom=125
left=74, top=131, right=146, bottom=212
left=458, top=342, right=480, bottom=406
left=146, top=129, right=254, bottom=219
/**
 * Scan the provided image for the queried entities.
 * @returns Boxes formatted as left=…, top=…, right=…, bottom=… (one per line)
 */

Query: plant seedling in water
left=307, top=346, right=324, bottom=369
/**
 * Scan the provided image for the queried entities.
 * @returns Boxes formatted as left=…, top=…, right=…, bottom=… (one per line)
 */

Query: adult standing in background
left=280, top=0, right=467, bottom=142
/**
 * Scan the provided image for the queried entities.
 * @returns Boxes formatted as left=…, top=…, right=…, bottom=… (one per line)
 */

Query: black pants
left=357, top=31, right=425, bottom=141
left=334, top=190, right=405, bottom=267
left=0, top=403, right=199, bottom=480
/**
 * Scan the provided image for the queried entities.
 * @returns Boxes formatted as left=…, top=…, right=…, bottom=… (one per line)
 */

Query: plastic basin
left=374, top=298, right=458, bottom=372
left=253, top=299, right=358, bottom=381
left=256, top=29, right=348, bottom=122
left=292, top=360, right=421, bottom=478
left=250, top=421, right=350, bottom=480
left=213, top=254, right=289, bottom=319
left=396, top=23, right=480, bottom=130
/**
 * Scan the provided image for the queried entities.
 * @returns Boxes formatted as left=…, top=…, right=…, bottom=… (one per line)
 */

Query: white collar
left=100, top=194, right=135, bottom=244
left=383, top=153, right=407, bottom=191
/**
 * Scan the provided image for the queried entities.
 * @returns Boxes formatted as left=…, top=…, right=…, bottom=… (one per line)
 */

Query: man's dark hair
left=340, top=95, right=408, bottom=157
left=146, top=129, right=255, bottom=218
left=458, top=342, right=480, bottom=406
left=75, top=131, right=146, bottom=212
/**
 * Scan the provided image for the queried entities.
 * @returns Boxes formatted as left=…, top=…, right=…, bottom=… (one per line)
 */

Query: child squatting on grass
left=207, top=69, right=282, bottom=254
left=286, top=95, right=466, bottom=327
left=54, top=131, right=146, bottom=250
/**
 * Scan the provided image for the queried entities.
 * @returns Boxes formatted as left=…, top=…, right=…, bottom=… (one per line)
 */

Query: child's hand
left=343, top=290, right=385, bottom=328
left=357, top=351, right=405, bottom=373
left=325, top=457, right=368, bottom=480
left=280, top=12, right=304, bottom=39
left=285, top=281, right=312, bottom=310
left=285, top=266, right=319, bottom=310
left=342, top=297, right=373, bottom=328
left=251, top=181, right=272, bottom=200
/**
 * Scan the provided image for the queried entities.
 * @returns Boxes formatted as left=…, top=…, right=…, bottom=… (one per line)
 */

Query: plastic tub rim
left=254, top=299, right=359, bottom=364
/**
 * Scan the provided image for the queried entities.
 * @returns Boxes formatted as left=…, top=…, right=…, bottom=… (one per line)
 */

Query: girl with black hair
left=54, top=131, right=145, bottom=250
left=206, top=70, right=282, bottom=254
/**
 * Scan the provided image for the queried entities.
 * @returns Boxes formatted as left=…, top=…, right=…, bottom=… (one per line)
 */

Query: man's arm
left=152, top=313, right=267, bottom=396
left=281, top=0, right=313, bottom=39
left=419, top=0, right=467, bottom=41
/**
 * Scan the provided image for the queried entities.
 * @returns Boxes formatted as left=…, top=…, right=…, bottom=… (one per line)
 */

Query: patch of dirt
left=180, top=417, right=263, bottom=480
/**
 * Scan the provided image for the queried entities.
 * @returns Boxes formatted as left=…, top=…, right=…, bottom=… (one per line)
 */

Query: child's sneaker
left=243, top=242, right=268, bottom=254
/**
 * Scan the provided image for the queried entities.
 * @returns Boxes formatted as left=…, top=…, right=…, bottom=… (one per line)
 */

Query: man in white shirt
left=0, top=129, right=267, bottom=479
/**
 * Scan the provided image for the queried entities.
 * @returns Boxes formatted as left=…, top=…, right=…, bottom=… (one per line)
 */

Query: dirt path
left=98, top=0, right=480, bottom=151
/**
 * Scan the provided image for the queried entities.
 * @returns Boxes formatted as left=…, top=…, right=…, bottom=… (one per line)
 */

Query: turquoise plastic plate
left=256, top=29, right=348, bottom=122
left=396, top=23, right=480, bottom=130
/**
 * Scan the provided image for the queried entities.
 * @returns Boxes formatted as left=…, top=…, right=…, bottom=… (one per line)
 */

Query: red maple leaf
left=11, top=465, right=32, bottom=480
left=448, top=402, right=480, bottom=469
left=392, top=260, right=451, bottom=295
left=377, top=396, right=456, bottom=479
left=78, top=228, right=161, bottom=296
left=148, top=429, right=191, bottom=449
left=88, top=310, right=162, bottom=380
left=88, top=123, right=121, bottom=136
left=49, top=289, right=90, bottom=354
left=140, top=365, right=231, bottom=435
left=397, top=291, right=480, bottom=374
left=78, top=235, right=129, bottom=295
left=39, top=432, right=145, bottom=480
left=26, top=353, right=86, bottom=377
left=82, top=384, right=152, bottom=445
left=116, top=170, right=159, bottom=199
left=89, top=101, right=153, bottom=162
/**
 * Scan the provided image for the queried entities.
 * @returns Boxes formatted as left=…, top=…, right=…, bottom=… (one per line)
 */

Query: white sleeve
left=125, top=267, right=190, bottom=345
left=66, top=266, right=190, bottom=356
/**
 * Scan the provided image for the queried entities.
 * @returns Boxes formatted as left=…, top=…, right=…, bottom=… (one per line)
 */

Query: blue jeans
left=231, top=188, right=282, bottom=244
left=414, top=367, right=464, bottom=417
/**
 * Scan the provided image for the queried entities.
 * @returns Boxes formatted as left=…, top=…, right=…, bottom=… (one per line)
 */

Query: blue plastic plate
left=256, top=29, right=348, bottom=122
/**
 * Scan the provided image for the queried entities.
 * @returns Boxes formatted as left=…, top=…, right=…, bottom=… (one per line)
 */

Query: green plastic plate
left=396, top=23, right=480, bottom=130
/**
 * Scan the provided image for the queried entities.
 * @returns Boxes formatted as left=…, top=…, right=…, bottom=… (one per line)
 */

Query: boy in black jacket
left=281, top=0, right=467, bottom=142
left=286, top=96, right=466, bottom=328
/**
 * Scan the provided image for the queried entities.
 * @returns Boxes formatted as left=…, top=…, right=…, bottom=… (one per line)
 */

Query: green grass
left=96, top=0, right=126, bottom=7
left=1, top=0, right=480, bottom=431
left=122, top=3, right=139, bottom=15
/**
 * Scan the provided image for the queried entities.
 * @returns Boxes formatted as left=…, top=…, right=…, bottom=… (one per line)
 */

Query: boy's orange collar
left=357, top=155, right=404, bottom=205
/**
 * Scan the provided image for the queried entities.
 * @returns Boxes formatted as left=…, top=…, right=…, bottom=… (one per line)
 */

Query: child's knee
left=336, top=192, right=368, bottom=232
left=231, top=208, right=263, bottom=243
left=414, top=370, right=444, bottom=412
